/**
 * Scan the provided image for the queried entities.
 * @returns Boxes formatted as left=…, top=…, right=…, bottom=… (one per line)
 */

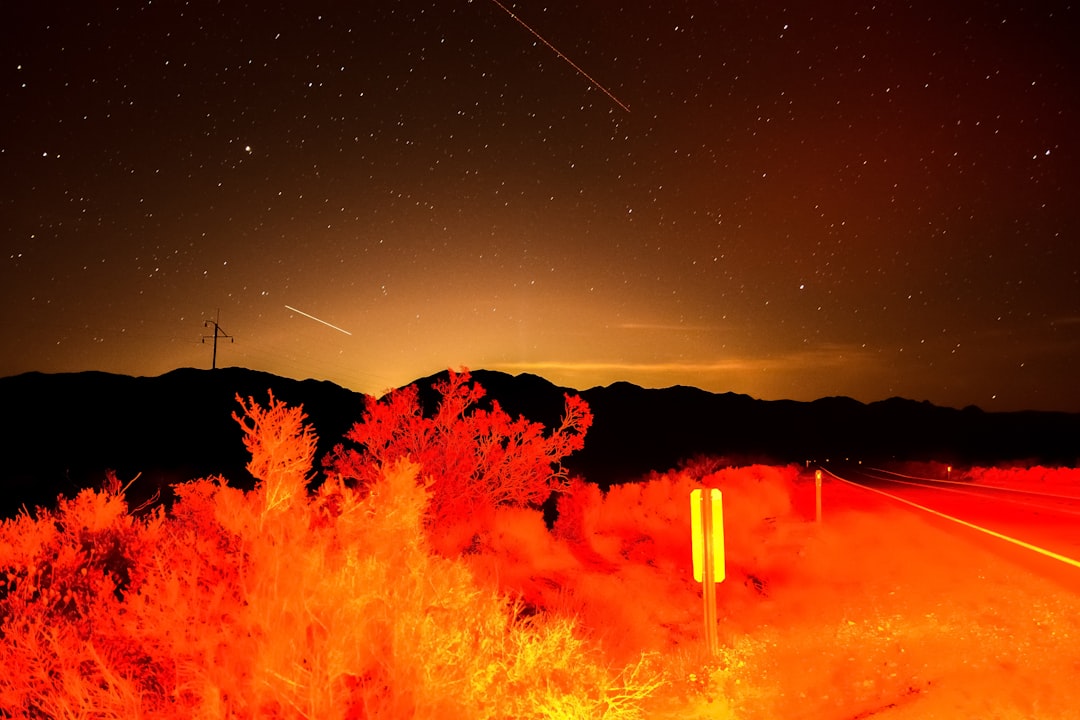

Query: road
left=820, top=463, right=1080, bottom=592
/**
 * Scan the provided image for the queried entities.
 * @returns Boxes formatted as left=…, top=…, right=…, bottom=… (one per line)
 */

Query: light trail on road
left=855, top=469, right=1080, bottom=519
left=822, top=466, right=1080, bottom=571
left=867, top=466, right=1080, bottom=502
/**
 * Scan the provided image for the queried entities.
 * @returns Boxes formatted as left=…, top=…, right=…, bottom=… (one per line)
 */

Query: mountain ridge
left=2, top=367, right=1077, bottom=517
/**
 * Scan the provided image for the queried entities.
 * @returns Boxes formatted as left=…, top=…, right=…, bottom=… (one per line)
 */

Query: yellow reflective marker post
left=691, top=488, right=725, bottom=582
left=691, top=488, right=724, bottom=656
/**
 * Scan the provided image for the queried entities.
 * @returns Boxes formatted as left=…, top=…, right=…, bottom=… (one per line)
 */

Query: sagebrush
left=0, top=383, right=669, bottom=719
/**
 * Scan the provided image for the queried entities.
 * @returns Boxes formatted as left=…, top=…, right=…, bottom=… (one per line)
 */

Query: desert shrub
left=557, top=464, right=799, bottom=579
left=234, top=390, right=318, bottom=521
left=700, top=465, right=797, bottom=540
left=323, top=368, right=593, bottom=554
left=548, top=473, right=704, bottom=659
left=543, top=462, right=805, bottom=658
left=590, top=473, right=700, bottom=572
left=964, top=465, right=1080, bottom=490
left=463, top=504, right=584, bottom=620
left=0, top=391, right=663, bottom=720
left=0, top=481, right=173, bottom=717
left=553, top=477, right=602, bottom=546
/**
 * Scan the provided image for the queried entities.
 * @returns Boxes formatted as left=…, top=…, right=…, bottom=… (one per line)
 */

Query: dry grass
left=0, top=394, right=662, bottom=719
left=1, top=391, right=1078, bottom=718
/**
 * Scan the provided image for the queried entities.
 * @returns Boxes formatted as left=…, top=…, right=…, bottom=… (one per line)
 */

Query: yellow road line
left=860, top=475, right=1080, bottom=518
left=867, top=466, right=1080, bottom=502
left=824, top=469, right=1080, bottom=571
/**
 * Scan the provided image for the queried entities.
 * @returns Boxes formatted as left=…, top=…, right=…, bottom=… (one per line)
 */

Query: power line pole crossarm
left=201, top=309, right=234, bottom=369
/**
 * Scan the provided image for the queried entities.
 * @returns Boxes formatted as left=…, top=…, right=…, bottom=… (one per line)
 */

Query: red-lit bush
left=0, top=481, right=173, bottom=716
left=542, top=463, right=805, bottom=659
left=324, top=368, right=593, bottom=552
left=0, top=390, right=666, bottom=719
left=964, top=464, right=1080, bottom=490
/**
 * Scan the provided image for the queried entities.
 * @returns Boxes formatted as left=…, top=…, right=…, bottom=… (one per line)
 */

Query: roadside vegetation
left=2, top=371, right=1078, bottom=718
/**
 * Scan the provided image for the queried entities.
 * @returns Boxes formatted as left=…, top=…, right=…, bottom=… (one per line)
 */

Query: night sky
left=3, top=1, right=1078, bottom=412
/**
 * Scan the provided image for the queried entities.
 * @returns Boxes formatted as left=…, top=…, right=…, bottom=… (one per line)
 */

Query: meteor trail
left=487, top=0, right=630, bottom=113
left=284, top=305, right=353, bottom=336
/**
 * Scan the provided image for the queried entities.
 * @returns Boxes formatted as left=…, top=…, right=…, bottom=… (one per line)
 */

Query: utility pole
left=201, top=309, right=233, bottom=369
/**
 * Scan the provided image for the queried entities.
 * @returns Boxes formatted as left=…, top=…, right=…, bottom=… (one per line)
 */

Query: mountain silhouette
left=1, top=367, right=1077, bottom=518
left=0, top=368, right=364, bottom=518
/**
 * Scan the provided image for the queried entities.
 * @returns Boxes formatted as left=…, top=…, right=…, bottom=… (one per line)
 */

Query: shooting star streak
left=284, top=305, right=353, bottom=336
left=488, top=0, right=630, bottom=113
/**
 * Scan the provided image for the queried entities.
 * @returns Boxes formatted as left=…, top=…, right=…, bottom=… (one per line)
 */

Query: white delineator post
left=815, top=469, right=823, bottom=523
left=691, top=488, right=724, bottom=656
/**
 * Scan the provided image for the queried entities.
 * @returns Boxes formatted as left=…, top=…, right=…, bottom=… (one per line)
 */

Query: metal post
left=701, top=490, right=719, bottom=656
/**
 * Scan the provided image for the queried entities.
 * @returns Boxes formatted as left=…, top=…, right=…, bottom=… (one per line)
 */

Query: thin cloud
left=614, top=322, right=718, bottom=332
left=497, top=359, right=753, bottom=374
left=496, top=343, right=878, bottom=377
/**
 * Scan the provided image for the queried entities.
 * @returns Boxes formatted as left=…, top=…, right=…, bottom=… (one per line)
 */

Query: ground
left=3, top=447, right=1078, bottom=718
left=675, top=470, right=1080, bottom=719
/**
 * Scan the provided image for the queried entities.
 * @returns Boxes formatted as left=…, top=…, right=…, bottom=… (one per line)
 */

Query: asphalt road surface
left=820, top=463, right=1080, bottom=594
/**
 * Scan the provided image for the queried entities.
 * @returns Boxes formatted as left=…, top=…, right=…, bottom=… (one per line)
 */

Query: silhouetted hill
left=416, top=371, right=1078, bottom=486
left=2, top=368, right=1078, bottom=517
left=0, top=368, right=364, bottom=517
